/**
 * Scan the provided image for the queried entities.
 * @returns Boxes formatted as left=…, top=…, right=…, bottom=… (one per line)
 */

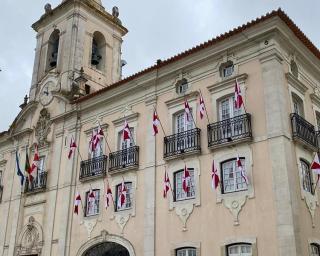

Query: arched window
left=227, top=243, right=252, bottom=256
left=47, top=29, right=60, bottom=70
left=176, top=247, right=196, bottom=256
left=300, top=159, right=313, bottom=194
left=91, top=31, right=106, bottom=71
left=311, top=243, right=320, bottom=256
left=221, top=158, right=247, bottom=194
left=292, top=93, right=304, bottom=117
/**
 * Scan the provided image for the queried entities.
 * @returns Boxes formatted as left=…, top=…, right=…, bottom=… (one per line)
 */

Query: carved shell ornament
left=35, top=108, right=51, bottom=147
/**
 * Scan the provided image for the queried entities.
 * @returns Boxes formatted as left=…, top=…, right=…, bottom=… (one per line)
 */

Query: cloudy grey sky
left=0, top=0, right=319, bottom=132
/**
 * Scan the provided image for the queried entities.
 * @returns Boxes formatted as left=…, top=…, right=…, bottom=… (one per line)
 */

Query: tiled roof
left=74, top=8, right=320, bottom=104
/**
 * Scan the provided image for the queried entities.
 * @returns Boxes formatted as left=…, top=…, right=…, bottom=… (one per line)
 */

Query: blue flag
left=15, top=151, right=25, bottom=186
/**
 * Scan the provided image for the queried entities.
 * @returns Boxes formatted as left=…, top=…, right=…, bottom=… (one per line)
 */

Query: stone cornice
left=112, top=113, right=139, bottom=127
left=310, top=93, right=320, bottom=108
left=165, top=91, right=199, bottom=108
left=11, top=128, right=33, bottom=139
left=207, top=73, right=248, bottom=93
left=286, top=72, right=308, bottom=94
left=84, top=123, right=109, bottom=135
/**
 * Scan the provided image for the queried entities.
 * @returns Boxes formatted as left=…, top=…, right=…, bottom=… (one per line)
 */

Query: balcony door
left=36, top=156, right=45, bottom=188
left=118, top=129, right=134, bottom=165
left=175, top=112, right=193, bottom=151
left=219, top=96, right=243, bottom=139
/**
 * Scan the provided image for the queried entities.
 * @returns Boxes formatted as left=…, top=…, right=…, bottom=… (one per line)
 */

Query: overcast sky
left=0, top=0, right=319, bottom=132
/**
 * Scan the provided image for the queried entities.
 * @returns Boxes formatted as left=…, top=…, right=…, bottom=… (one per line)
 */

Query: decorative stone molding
left=310, top=90, right=320, bottom=108
left=220, top=237, right=257, bottom=256
left=286, top=72, right=308, bottom=95
left=207, top=73, right=248, bottom=94
left=15, top=216, right=44, bottom=256
left=304, top=192, right=317, bottom=227
left=167, top=158, right=200, bottom=230
left=170, top=241, right=201, bottom=256
left=76, top=230, right=136, bottom=256
left=214, top=145, right=254, bottom=225
left=82, top=218, right=98, bottom=239
left=35, top=108, right=52, bottom=147
left=165, top=91, right=199, bottom=109
left=114, top=214, right=130, bottom=233
left=112, top=112, right=139, bottom=127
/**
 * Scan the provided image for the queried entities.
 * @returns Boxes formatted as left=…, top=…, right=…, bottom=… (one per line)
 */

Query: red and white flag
left=122, top=120, right=131, bottom=141
left=105, top=187, right=113, bottom=209
left=199, top=95, right=205, bottom=120
left=94, top=126, right=104, bottom=149
left=311, top=153, right=320, bottom=188
left=184, top=99, right=192, bottom=123
left=117, top=181, right=127, bottom=208
left=29, top=144, right=39, bottom=180
left=163, top=169, right=171, bottom=198
left=237, top=155, right=248, bottom=184
left=74, top=192, right=82, bottom=215
left=234, top=79, right=244, bottom=109
left=68, top=138, right=77, bottom=159
left=89, top=130, right=97, bottom=153
left=153, top=110, right=160, bottom=136
left=211, top=160, right=220, bottom=190
left=88, top=188, right=96, bottom=211
left=182, top=164, right=191, bottom=193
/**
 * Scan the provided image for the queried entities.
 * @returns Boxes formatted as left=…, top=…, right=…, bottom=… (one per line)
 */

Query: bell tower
left=29, top=0, right=128, bottom=102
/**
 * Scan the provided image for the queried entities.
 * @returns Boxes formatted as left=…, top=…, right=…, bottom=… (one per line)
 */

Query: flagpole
left=184, top=96, right=197, bottom=129
left=165, top=166, right=175, bottom=199
left=235, top=78, right=247, bottom=114
left=97, top=121, right=112, bottom=154
left=72, top=135, right=83, bottom=161
left=125, top=120, right=136, bottom=146
left=198, top=89, right=210, bottom=124
left=152, top=105, right=167, bottom=137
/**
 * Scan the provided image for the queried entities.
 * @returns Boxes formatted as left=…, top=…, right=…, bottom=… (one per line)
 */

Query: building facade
left=1, top=1, right=320, bottom=255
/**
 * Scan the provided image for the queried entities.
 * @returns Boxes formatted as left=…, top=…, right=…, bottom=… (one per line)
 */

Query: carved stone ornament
left=35, top=108, right=51, bottom=147
left=175, top=204, right=194, bottom=231
left=314, top=87, right=320, bottom=98
left=222, top=196, right=247, bottom=226
left=115, top=214, right=130, bottom=233
left=304, top=192, right=318, bottom=228
left=81, top=218, right=98, bottom=239
left=15, top=216, right=43, bottom=256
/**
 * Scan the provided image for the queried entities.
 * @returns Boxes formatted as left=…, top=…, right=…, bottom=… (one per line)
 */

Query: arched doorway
left=83, top=242, right=129, bottom=256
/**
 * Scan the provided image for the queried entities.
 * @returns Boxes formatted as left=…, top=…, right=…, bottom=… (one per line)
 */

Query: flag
left=237, top=155, right=248, bottom=184
left=123, top=120, right=131, bottom=141
left=74, top=192, right=81, bottom=215
left=163, top=169, right=171, bottom=198
left=30, top=144, right=39, bottom=181
left=211, top=160, right=220, bottom=190
left=94, top=126, right=104, bottom=149
left=182, top=165, right=191, bottom=193
left=89, top=130, right=97, bottom=153
left=105, top=187, right=113, bottom=209
left=199, top=95, right=205, bottom=120
left=25, top=150, right=32, bottom=180
left=68, top=138, right=77, bottom=159
left=234, top=79, right=243, bottom=109
left=153, top=110, right=160, bottom=136
left=117, top=181, right=127, bottom=208
left=311, top=153, right=320, bottom=188
left=184, top=99, right=192, bottom=123
left=88, top=188, right=96, bottom=211
left=15, top=151, right=25, bottom=186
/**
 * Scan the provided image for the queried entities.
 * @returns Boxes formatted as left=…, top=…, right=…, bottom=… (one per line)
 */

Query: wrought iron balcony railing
left=24, top=172, right=48, bottom=194
left=207, top=113, right=252, bottom=148
left=291, top=113, right=318, bottom=150
left=109, top=146, right=139, bottom=172
left=80, top=155, right=108, bottom=181
left=0, top=185, right=3, bottom=203
left=163, top=128, right=201, bottom=159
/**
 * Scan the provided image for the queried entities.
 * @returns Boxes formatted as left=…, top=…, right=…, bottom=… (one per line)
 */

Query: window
left=85, top=189, right=100, bottom=216
left=91, top=31, right=106, bottom=71
left=301, top=160, right=313, bottom=194
left=227, top=243, right=252, bottom=256
left=221, top=158, right=247, bottom=194
left=219, top=96, right=242, bottom=121
left=116, top=182, right=133, bottom=211
left=174, top=168, right=195, bottom=201
left=47, top=29, right=60, bottom=70
left=175, top=111, right=193, bottom=134
left=89, top=127, right=104, bottom=159
left=176, top=78, right=188, bottom=94
left=311, top=243, right=320, bottom=256
left=292, top=93, right=304, bottom=117
left=220, top=60, right=234, bottom=78
left=176, top=247, right=196, bottom=256
left=118, top=128, right=134, bottom=150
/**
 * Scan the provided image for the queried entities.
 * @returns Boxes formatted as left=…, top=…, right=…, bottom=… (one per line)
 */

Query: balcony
left=291, top=113, right=318, bottom=150
left=207, top=113, right=252, bottom=149
left=109, top=146, right=139, bottom=173
left=163, top=128, right=201, bottom=159
left=79, top=155, right=108, bottom=181
left=24, top=172, right=48, bottom=194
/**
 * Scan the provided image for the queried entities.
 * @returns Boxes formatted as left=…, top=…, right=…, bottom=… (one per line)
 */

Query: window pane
left=301, top=160, right=312, bottom=193
left=222, top=159, right=247, bottom=193
left=176, top=248, right=196, bottom=256
left=86, top=190, right=100, bottom=216
left=311, top=244, right=320, bottom=256
left=175, top=169, right=195, bottom=201
left=117, top=182, right=133, bottom=211
left=175, top=112, right=193, bottom=133
left=228, top=244, right=252, bottom=256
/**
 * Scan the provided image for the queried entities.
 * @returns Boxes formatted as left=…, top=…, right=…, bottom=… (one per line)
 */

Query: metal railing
left=207, top=113, right=252, bottom=148
left=24, top=172, right=48, bottom=193
left=164, top=128, right=201, bottom=159
left=80, top=155, right=108, bottom=180
left=109, top=146, right=139, bottom=171
left=291, top=113, right=317, bottom=149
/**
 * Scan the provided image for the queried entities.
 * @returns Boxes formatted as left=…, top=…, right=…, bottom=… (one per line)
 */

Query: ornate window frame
left=171, top=241, right=201, bottom=256
left=167, top=157, right=200, bottom=231
left=220, top=237, right=257, bottom=256
left=214, top=145, right=254, bottom=225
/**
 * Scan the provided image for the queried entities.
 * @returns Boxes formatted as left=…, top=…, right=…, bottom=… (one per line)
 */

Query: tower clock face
left=40, top=81, right=55, bottom=106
